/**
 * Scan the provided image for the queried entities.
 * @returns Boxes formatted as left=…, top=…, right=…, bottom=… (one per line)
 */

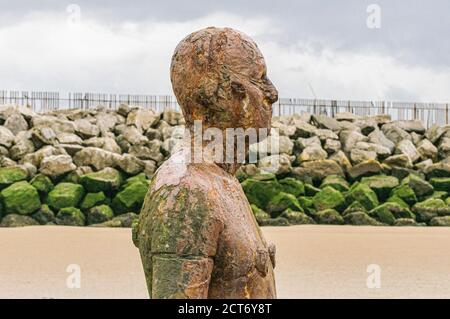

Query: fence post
left=446, top=103, right=449, bottom=125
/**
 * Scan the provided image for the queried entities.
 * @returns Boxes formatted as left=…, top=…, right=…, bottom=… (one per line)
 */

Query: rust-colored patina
left=133, top=27, right=278, bottom=299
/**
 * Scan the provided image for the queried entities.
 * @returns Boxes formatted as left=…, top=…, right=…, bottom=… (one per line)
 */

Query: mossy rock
left=314, top=209, right=344, bottom=225
left=235, top=168, right=248, bottom=183
left=360, top=175, right=399, bottom=200
left=304, top=183, right=321, bottom=196
left=280, top=209, right=316, bottom=225
left=383, top=202, right=415, bottom=219
left=313, top=186, right=345, bottom=212
left=429, top=178, right=450, bottom=192
left=1, top=181, right=41, bottom=215
left=298, top=196, right=316, bottom=215
left=90, top=219, right=122, bottom=228
left=250, top=173, right=277, bottom=181
left=266, top=192, right=303, bottom=216
left=30, top=174, right=54, bottom=196
left=87, top=204, right=114, bottom=225
left=393, top=218, right=425, bottom=226
left=425, top=191, right=448, bottom=200
left=344, top=212, right=381, bottom=226
left=32, top=204, right=55, bottom=225
left=390, top=184, right=417, bottom=206
left=369, top=204, right=396, bottom=225
left=46, top=183, right=85, bottom=210
left=258, top=217, right=290, bottom=226
left=61, top=171, right=82, bottom=184
left=55, top=207, right=85, bottom=226
left=345, top=182, right=379, bottom=211
left=0, top=167, right=28, bottom=189
left=412, top=198, right=450, bottom=222
left=109, top=212, right=139, bottom=227
left=446, top=197, right=450, bottom=206
left=0, top=214, right=39, bottom=227
left=320, top=175, right=350, bottom=192
left=386, top=195, right=410, bottom=209
left=80, top=192, right=108, bottom=210
left=251, top=204, right=271, bottom=224
left=121, top=173, right=147, bottom=189
left=370, top=202, right=414, bottom=223
left=90, top=212, right=139, bottom=228
left=112, top=181, right=148, bottom=215
left=429, top=216, right=450, bottom=226
left=278, top=177, right=305, bottom=197
left=342, top=201, right=367, bottom=216
left=80, top=167, right=124, bottom=193
left=241, top=178, right=283, bottom=209
left=403, top=174, right=434, bottom=198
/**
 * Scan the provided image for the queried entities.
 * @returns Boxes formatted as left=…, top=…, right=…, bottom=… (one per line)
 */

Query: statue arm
left=151, top=254, right=214, bottom=299
left=137, top=185, right=222, bottom=299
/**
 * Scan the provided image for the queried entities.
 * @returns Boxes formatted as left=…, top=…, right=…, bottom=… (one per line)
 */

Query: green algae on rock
left=55, top=207, right=85, bottom=226
left=47, top=183, right=85, bottom=210
left=320, top=175, right=350, bottom=192
left=1, top=181, right=41, bottom=215
left=251, top=204, right=271, bottom=224
left=412, top=198, right=450, bottom=223
left=314, top=209, right=344, bottom=225
left=241, top=177, right=283, bottom=209
left=280, top=209, right=316, bottom=225
left=313, top=186, right=345, bottom=212
left=112, top=181, right=148, bottom=215
left=343, top=211, right=381, bottom=226
left=390, top=184, right=418, bottom=206
left=80, top=191, right=108, bottom=210
left=360, top=175, right=399, bottom=200
left=345, top=182, right=379, bottom=211
left=429, top=216, right=450, bottom=226
left=402, top=174, right=434, bottom=198
left=0, top=167, right=28, bottom=189
left=30, top=174, right=54, bottom=195
left=80, top=167, right=124, bottom=193
left=278, top=177, right=305, bottom=197
left=0, top=214, right=39, bottom=227
left=87, top=204, right=114, bottom=225
left=266, top=192, right=303, bottom=216
left=32, top=204, right=55, bottom=224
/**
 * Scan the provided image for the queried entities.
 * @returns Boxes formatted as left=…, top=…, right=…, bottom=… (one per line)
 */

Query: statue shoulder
left=139, top=169, right=223, bottom=257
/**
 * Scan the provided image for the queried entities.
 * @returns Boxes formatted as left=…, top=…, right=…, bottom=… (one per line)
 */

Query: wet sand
left=1, top=225, right=450, bottom=298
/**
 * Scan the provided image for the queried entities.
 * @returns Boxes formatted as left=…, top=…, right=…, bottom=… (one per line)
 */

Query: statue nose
left=265, top=83, right=278, bottom=104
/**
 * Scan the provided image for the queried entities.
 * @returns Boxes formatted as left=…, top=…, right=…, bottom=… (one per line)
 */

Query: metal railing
left=1, top=90, right=448, bottom=127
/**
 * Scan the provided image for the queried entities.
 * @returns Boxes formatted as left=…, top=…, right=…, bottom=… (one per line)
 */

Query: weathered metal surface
left=133, top=27, right=278, bottom=299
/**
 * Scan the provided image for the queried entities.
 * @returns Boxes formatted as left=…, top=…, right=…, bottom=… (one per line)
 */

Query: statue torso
left=140, top=149, right=276, bottom=299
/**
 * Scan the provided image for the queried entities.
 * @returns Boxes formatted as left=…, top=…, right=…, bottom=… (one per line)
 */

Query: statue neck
left=181, top=127, right=247, bottom=175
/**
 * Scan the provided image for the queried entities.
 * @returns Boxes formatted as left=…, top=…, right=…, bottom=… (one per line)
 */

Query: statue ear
left=196, top=78, right=217, bottom=107
left=231, top=81, right=246, bottom=99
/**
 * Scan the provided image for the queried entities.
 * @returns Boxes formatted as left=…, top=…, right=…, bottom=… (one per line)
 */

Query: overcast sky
left=0, top=0, right=449, bottom=101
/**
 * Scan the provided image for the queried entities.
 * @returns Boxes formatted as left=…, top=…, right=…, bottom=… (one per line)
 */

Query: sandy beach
left=1, top=225, right=450, bottom=299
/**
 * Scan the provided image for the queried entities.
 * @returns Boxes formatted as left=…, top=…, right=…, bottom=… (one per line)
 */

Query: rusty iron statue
left=132, top=27, right=279, bottom=299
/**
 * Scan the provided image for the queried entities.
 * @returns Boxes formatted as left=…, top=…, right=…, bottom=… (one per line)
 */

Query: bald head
left=170, top=27, right=278, bottom=130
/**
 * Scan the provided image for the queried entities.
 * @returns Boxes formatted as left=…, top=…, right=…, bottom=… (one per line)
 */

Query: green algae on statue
left=133, top=27, right=278, bottom=298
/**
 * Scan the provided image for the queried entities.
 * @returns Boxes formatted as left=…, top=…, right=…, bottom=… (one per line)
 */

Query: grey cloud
left=1, top=0, right=449, bottom=67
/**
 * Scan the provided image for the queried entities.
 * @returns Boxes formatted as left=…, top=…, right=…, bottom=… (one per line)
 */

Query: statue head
left=170, top=27, right=278, bottom=133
